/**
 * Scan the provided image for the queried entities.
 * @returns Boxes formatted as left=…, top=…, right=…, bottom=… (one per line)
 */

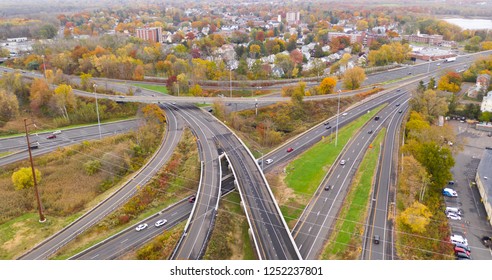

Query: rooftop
left=477, top=148, right=492, bottom=202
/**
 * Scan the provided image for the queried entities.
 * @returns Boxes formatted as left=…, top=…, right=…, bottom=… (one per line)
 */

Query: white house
left=482, top=91, right=492, bottom=112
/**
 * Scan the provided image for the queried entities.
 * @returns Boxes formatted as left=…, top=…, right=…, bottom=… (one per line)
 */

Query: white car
left=52, top=130, right=62, bottom=135
left=340, top=160, right=346, bottom=165
left=450, top=234, right=468, bottom=246
left=342, top=113, right=348, bottom=116
left=154, top=219, right=167, bottom=227
left=265, top=159, right=273, bottom=165
left=447, top=212, right=461, bottom=220
left=135, top=223, right=148, bottom=231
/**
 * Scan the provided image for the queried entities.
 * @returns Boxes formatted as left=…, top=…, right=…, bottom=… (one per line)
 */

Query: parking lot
left=448, top=120, right=492, bottom=260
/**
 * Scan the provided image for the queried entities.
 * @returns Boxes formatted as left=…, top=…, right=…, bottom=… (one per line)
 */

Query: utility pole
left=335, top=89, right=341, bottom=147
left=41, top=55, right=47, bottom=81
left=93, top=84, right=102, bottom=139
left=24, top=119, right=46, bottom=223
left=229, top=67, right=232, bottom=98
left=255, top=99, right=258, bottom=116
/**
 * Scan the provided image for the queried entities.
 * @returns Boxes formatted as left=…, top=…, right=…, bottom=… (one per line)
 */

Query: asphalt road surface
left=362, top=101, right=408, bottom=260
left=291, top=93, right=409, bottom=260
left=19, top=107, right=184, bottom=259
left=0, top=119, right=141, bottom=167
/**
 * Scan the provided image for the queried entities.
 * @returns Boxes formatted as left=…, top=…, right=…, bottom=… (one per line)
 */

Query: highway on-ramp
left=19, top=107, right=184, bottom=259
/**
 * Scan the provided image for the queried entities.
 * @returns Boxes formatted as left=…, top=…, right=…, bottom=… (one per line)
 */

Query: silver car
left=155, top=219, right=167, bottom=227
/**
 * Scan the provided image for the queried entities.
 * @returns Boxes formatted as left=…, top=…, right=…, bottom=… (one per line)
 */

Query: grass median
left=132, top=83, right=168, bottom=94
left=275, top=104, right=385, bottom=226
left=321, top=128, right=386, bottom=259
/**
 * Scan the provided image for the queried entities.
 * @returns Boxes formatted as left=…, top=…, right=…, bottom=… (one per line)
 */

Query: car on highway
left=324, top=121, right=330, bottom=125
left=398, top=110, right=403, bottom=114
left=374, top=116, right=380, bottom=121
left=188, top=195, right=196, bottom=203
left=368, top=130, right=373, bottom=134
left=324, top=185, right=332, bottom=191
left=326, top=126, right=332, bottom=129
left=287, top=147, right=294, bottom=153
left=52, top=130, right=62, bottom=135
left=395, top=103, right=400, bottom=106
left=30, top=142, right=39, bottom=149
left=47, top=134, right=56, bottom=139
left=154, top=219, right=167, bottom=227
left=447, top=212, right=461, bottom=220
left=340, top=159, right=346, bottom=165
left=265, top=159, right=273, bottom=165
left=342, top=113, right=348, bottom=116
left=135, top=223, right=148, bottom=231
left=374, top=235, right=380, bottom=244
left=118, top=95, right=125, bottom=98
left=442, top=188, right=458, bottom=197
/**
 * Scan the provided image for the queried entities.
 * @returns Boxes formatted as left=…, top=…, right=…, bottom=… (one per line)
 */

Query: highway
left=291, top=93, right=410, bottom=260
left=0, top=119, right=141, bottom=166
left=19, top=107, right=184, bottom=259
left=362, top=100, right=408, bottom=260
left=168, top=103, right=221, bottom=260
left=71, top=176, right=236, bottom=260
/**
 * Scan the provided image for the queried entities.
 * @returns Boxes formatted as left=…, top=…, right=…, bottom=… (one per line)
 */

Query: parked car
left=154, top=219, right=167, bottom=227
left=47, top=134, right=56, bottom=139
left=450, top=234, right=468, bottom=246
left=454, top=243, right=471, bottom=252
left=395, top=103, right=400, bottom=106
left=447, top=212, right=461, bottom=220
left=287, top=147, right=294, bottom=153
left=265, top=159, right=273, bottom=165
left=482, top=236, right=492, bottom=248
left=448, top=181, right=455, bottom=185
left=455, top=252, right=471, bottom=259
left=442, top=188, right=458, bottom=197
left=135, top=223, right=148, bottom=231
left=445, top=207, right=463, bottom=216
left=454, top=246, right=471, bottom=256
left=188, top=195, right=196, bottom=203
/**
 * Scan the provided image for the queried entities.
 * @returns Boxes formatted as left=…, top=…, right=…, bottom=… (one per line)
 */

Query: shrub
left=83, top=160, right=101, bottom=175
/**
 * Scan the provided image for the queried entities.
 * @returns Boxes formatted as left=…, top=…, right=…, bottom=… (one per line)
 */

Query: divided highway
left=0, top=119, right=141, bottom=166
left=19, top=108, right=184, bottom=259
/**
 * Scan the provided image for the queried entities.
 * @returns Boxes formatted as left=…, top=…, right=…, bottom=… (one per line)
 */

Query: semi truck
left=445, top=57, right=457, bottom=62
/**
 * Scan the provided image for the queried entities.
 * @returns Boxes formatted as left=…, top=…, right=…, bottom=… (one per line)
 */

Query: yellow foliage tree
left=481, top=41, right=492, bottom=51
left=398, top=201, right=432, bottom=233
left=12, top=167, right=41, bottom=190
left=342, top=66, right=366, bottom=90
left=319, top=77, right=337, bottom=95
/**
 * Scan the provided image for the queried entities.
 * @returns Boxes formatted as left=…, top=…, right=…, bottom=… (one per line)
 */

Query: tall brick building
left=135, top=26, right=162, bottom=43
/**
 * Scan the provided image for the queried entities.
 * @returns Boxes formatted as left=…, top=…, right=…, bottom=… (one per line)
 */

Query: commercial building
left=482, top=91, right=492, bottom=113
left=402, top=33, right=443, bottom=45
left=328, top=32, right=364, bottom=44
left=475, top=147, right=492, bottom=227
left=135, top=26, right=162, bottom=43
left=286, top=12, right=300, bottom=24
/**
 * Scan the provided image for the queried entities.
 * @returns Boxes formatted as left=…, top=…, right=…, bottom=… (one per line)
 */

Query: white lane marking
left=90, top=254, right=100, bottom=260
left=171, top=212, right=177, bottom=216
left=121, top=238, right=128, bottom=244
left=337, top=174, right=340, bottom=178
left=317, top=211, right=320, bottom=216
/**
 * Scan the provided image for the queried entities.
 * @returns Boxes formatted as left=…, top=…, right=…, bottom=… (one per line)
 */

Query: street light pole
left=41, top=55, right=47, bottom=81
left=335, top=89, right=341, bottom=147
left=93, top=84, right=102, bottom=139
left=24, top=119, right=46, bottom=223
left=229, top=67, right=232, bottom=98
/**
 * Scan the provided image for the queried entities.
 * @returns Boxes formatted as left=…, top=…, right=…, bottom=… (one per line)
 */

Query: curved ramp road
left=19, top=108, right=184, bottom=260
left=0, top=120, right=141, bottom=167
left=168, top=103, right=221, bottom=260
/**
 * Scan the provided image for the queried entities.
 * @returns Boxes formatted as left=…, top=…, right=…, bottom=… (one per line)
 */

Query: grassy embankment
left=51, top=128, right=199, bottom=259
left=203, top=191, right=256, bottom=260
left=267, top=104, right=384, bottom=228
left=132, top=83, right=168, bottom=94
left=320, top=128, right=386, bottom=259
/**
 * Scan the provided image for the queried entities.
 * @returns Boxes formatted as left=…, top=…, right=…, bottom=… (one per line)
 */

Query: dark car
left=374, top=235, right=380, bottom=244
left=326, top=126, right=332, bottom=129
left=324, top=185, right=332, bottom=191
left=287, top=147, right=294, bottom=153
left=395, top=103, right=400, bottom=107
left=398, top=110, right=403, bottom=114
left=324, top=121, right=330, bottom=125
left=374, top=116, right=380, bottom=121
left=188, top=195, right=196, bottom=203
left=47, top=134, right=56, bottom=139
left=455, top=252, right=471, bottom=259
left=368, top=130, right=373, bottom=134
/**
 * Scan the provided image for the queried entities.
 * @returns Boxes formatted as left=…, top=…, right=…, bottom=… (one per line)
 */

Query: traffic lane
left=74, top=200, right=193, bottom=260
left=263, top=90, right=407, bottom=171
left=20, top=108, right=183, bottom=259
left=0, top=119, right=141, bottom=153
left=368, top=106, right=407, bottom=260
left=294, top=98, right=407, bottom=258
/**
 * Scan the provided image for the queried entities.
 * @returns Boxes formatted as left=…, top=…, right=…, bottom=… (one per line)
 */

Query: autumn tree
left=414, top=142, right=455, bottom=188
left=52, top=84, right=76, bottom=120
left=80, top=73, right=93, bottom=91
left=29, top=78, right=52, bottom=114
left=249, top=44, right=261, bottom=59
left=437, top=72, right=462, bottom=93
left=410, top=89, right=448, bottom=122
left=12, top=167, right=42, bottom=190
left=342, top=66, right=366, bottom=90
left=0, top=90, right=19, bottom=124
left=398, top=201, right=432, bottom=233
left=319, top=77, right=337, bottom=95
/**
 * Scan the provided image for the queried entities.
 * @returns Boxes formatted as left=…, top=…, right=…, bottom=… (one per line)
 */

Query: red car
left=188, top=195, right=196, bottom=203
left=47, top=134, right=56, bottom=139
left=287, top=147, right=294, bottom=153
left=454, top=246, right=471, bottom=256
